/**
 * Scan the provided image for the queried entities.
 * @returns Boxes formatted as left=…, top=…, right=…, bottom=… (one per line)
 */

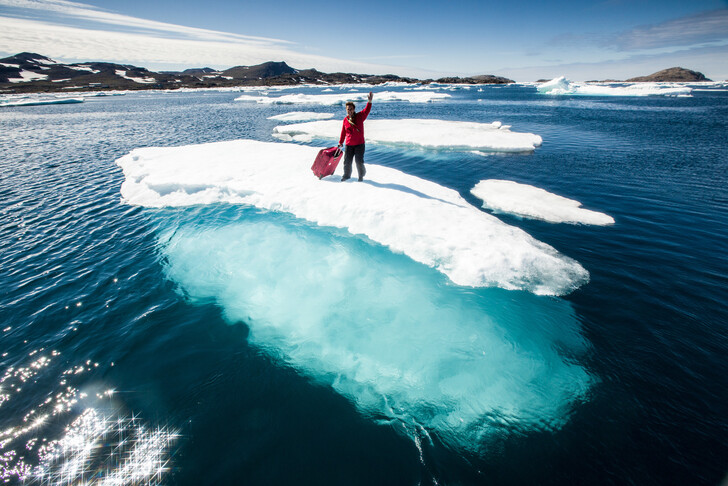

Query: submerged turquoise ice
left=160, top=209, right=592, bottom=448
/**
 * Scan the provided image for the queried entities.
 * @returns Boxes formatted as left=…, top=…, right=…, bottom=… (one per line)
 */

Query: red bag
left=311, top=147, right=343, bottom=179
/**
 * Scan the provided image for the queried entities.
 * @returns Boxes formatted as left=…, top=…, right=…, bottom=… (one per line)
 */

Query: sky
left=0, top=0, right=726, bottom=81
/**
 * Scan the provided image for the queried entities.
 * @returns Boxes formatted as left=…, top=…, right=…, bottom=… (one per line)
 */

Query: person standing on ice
left=338, top=91, right=373, bottom=181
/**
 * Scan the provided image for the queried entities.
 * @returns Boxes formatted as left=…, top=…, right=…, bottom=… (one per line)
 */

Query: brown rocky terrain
left=625, top=67, right=711, bottom=82
left=0, top=53, right=512, bottom=94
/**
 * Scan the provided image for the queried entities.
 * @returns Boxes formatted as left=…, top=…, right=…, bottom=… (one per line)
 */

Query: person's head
left=346, top=101, right=355, bottom=117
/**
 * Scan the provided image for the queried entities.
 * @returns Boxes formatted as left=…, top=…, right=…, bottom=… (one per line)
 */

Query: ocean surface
left=1, top=83, right=727, bottom=485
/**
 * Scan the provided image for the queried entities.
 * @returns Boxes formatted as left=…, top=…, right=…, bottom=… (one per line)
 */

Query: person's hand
left=368, top=91, right=373, bottom=103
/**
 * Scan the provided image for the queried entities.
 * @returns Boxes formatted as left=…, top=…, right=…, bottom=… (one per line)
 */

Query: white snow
left=8, top=70, right=48, bottom=83
left=537, top=76, right=692, bottom=96
left=471, top=180, right=614, bottom=225
left=68, top=65, right=100, bottom=73
left=267, top=111, right=334, bottom=122
left=0, top=62, right=20, bottom=68
left=115, top=70, right=156, bottom=84
left=117, top=139, right=588, bottom=295
left=273, top=119, right=542, bottom=152
left=235, top=90, right=450, bottom=105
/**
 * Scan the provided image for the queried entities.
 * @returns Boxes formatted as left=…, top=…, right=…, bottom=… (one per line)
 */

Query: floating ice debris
left=117, top=139, right=587, bottom=295
left=273, top=119, right=541, bottom=152
left=471, top=180, right=615, bottom=225
left=161, top=217, right=592, bottom=448
left=235, top=90, right=450, bottom=105
left=537, top=76, right=692, bottom=96
left=268, top=111, right=335, bottom=122
left=0, top=97, right=84, bottom=107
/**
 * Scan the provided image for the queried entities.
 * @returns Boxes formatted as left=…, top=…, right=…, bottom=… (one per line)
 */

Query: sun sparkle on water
left=0, top=351, right=178, bottom=485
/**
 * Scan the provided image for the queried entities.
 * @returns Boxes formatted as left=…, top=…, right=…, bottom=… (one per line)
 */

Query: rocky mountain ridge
left=1, top=53, right=714, bottom=94
left=0, top=53, right=514, bottom=93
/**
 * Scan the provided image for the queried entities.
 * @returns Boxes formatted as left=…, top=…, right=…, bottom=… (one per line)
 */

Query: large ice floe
left=273, top=119, right=542, bottom=152
left=0, top=97, right=84, bottom=107
left=117, top=139, right=587, bottom=295
left=268, top=111, right=334, bottom=122
left=472, top=180, right=615, bottom=225
left=537, top=76, right=692, bottom=97
left=158, top=209, right=593, bottom=449
left=235, top=90, right=450, bottom=104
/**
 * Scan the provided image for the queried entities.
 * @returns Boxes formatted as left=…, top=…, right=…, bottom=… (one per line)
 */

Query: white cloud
left=0, top=0, right=433, bottom=75
left=615, top=9, right=728, bottom=51
left=0, top=14, right=420, bottom=75
left=496, top=44, right=728, bottom=82
left=0, top=0, right=289, bottom=44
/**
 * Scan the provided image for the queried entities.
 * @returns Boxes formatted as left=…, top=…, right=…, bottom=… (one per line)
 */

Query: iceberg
left=471, top=180, right=615, bottom=225
left=160, top=209, right=593, bottom=448
left=235, top=90, right=450, bottom=105
left=117, top=139, right=587, bottom=295
left=268, top=111, right=334, bottom=122
left=273, top=119, right=542, bottom=152
left=537, top=76, right=692, bottom=97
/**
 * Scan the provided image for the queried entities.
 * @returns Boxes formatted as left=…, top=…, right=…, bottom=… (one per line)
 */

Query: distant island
left=582, top=67, right=712, bottom=83
left=0, top=53, right=714, bottom=94
left=0, top=52, right=514, bottom=94
left=624, top=67, right=711, bottom=82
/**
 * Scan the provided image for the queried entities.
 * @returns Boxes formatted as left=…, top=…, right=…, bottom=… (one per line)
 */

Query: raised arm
left=360, top=92, right=373, bottom=120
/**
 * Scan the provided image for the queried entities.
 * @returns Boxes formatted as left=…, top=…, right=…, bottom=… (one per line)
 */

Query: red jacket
left=339, top=102, right=371, bottom=146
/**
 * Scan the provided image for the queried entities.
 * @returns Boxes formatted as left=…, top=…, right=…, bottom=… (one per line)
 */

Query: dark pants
left=343, top=144, right=366, bottom=180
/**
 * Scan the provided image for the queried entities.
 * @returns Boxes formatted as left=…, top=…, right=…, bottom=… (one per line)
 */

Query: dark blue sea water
left=1, top=85, right=727, bottom=485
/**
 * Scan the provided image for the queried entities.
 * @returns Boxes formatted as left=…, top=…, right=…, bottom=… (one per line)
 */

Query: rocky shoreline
left=0, top=53, right=713, bottom=95
left=0, top=53, right=516, bottom=94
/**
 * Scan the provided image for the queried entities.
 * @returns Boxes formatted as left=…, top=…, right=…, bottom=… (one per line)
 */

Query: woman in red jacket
left=338, top=91, right=373, bottom=181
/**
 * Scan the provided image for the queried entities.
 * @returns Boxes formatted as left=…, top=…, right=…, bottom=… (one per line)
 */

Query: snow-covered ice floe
left=117, top=139, right=587, bottom=295
left=235, top=90, right=450, bottom=105
left=267, top=111, right=334, bottom=122
left=0, top=97, right=84, bottom=107
left=537, top=76, right=692, bottom=97
left=471, top=180, right=614, bottom=225
left=273, top=119, right=542, bottom=152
